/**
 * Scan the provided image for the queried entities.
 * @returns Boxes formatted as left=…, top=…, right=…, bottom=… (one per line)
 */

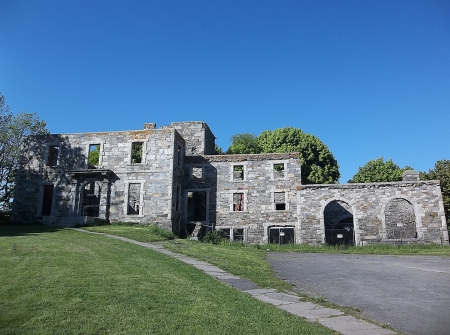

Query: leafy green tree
left=257, top=127, right=340, bottom=184
left=420, top=160, right=450, bottom=229
left=227, top=133, right=261, bottom=154
left=349, top=157, right=412, bottom=183
left=227, top=127, right=340, bottom=184
left=0, top=93, right=49, bottom=210
left=214, top=144, right=224, bottom=155
left=88, top=144, right=100, bottom=168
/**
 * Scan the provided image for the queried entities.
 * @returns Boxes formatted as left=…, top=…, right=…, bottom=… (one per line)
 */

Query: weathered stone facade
left=11, top=121, right=449, bottom=245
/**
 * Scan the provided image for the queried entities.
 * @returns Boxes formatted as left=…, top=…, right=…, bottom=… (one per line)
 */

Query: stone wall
left=185, top=153, right=302, bottom=243
left=11, top=126, right=184, bottom=231
left=297, top=181, right=449, bottom=245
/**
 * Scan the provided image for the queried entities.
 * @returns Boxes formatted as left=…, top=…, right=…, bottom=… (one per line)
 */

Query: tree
left=420, top=160, right=450, bottom=229
left=0, top=93, right=49, bottom=211
left=349, top=157, right=412, bottom=183
left=227, top=133, right=261, bottom=154
left=227, top=127, right=340, bottom=184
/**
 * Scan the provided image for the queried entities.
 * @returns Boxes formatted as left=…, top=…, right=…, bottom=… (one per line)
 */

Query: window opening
left=187, top=191, right=206, bottom=221
left=127, top=183, right=141, bottom=215
left=233, top=165, right=244, bottom=180
left=88, top=144, right=100, bottom=168
left=268, top=227, right=294, bottom=244
left=47, top=146, right=59, bottom=166
left=274, top=192, right=286, bottom=210
left=131, top=142, right=143, bottom=164
left=273, top=163, right=285, bottom=179
left=41, top=185, right=54, bottom=216
left=233, top=193, right=244, bottom=211
left=192, top=167, right=203, bottom=179
left=176, top=145, right=183, bottom=166
left=82, top=182, right=100, bottom=217
left=175, top=185, right=181, bottom=211
left=233, top=228, right=244, bottom=242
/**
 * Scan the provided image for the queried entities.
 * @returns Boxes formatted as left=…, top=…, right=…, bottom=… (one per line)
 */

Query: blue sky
left=1, top=0, right=449, bottom=183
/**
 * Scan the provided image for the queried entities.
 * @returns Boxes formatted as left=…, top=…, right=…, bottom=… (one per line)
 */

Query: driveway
left=267, top=253, right=450, bottom=335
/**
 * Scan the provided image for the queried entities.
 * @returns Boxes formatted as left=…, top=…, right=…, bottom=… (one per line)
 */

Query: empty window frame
left=88, top=144, right=100, bottom=168
left=41, top=185, right=54, bottom=216
left=131, top=142, right=143, bottom=164
left=191, top=166, right=203, bottom=180
left=268, top=226, right=295, bottom=244
left=47, top=145, right=59, bottom=166
left=233, top=193, right=244, bottom=211
left=233, top=228, right=245, bottom=242
left=274, top=192, right=286, bottom=210
left=233, top=165, right=244, bottom=180
left=127, top=183, right=141, bottom=215
left=176, top=145, right=183, bottom=167
left=187, top=191, right=207, bottom=221
left=273, top=163, right=285, bottom=179
left=175, top=185, right=182, bottom=212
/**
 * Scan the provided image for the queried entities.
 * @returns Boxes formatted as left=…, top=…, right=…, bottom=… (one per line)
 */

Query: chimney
left=144, top=123, right=156, bottom=130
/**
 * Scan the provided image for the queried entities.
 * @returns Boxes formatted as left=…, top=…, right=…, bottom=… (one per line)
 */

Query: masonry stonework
left=11, top=121, right=448, bottom=245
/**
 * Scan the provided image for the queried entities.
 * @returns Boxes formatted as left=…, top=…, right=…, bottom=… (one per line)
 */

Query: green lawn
left=0, top=225, right=333, bottom=335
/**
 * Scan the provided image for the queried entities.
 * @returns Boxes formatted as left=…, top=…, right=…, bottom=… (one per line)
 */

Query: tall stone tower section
left=170, top=122, right=216, bottom=156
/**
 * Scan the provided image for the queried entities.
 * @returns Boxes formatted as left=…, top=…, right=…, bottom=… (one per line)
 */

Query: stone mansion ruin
left=11, top=121, right=449, bottom=245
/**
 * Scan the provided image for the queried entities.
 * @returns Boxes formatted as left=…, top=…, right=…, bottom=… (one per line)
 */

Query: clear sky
left=1, top=0, right=449, bottom=183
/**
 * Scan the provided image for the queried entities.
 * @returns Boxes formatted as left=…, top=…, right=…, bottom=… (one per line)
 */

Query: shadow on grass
left=0, top=224, right=63, bottom=237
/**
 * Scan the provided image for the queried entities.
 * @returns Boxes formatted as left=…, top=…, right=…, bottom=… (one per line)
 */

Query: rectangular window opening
left=233, top=165, right=244, bottom=180
left=41, top=185, right=54, bottom=216
left=47, top=146, right=59, bottom=166
left=273, top=163, right=285, bottom=178
left=233, top=229, right=244, bottom=242
left=233, top=193, right=244, bottom=211
left=269, top=227, right=295, bottom=244
left=187, top=191, right=206, bottom=221
left=127, top=183, right=141, bottom=215
left=88, top=144, right=100, bottom=168
left=131, top=142, right=143, bottom=164
left=176, top=145, right=183, bottom=166
left=274, top=192, right=286, bottom=210
left=175, top=185, right=181, bottom=212
left=192, top=167, right=203, bottom=179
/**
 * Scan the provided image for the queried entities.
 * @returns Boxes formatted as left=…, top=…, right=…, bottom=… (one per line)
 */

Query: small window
left=233, top=228, right=244, bottom=242
left=233, top=193, right=244, bottom=211
left=41, top=185, right=54, bottom=216
left=88, top=144, right=100, bottom=168
left=175, top=185, right=181, bottom=212
left=131, top=142, right=143, bottom=164
left=176, top=145, right=183, bottom=167
left=274, top=192, right=286, bottom=210
left=47, top=145, right=59, bottom=166
left=127, top=183, right=141, bottom=215
left=273, top=163, right=285, bottom=179
left=191, top=167, right=203, bottom=179
left=233, top=165, right=244, bottom=180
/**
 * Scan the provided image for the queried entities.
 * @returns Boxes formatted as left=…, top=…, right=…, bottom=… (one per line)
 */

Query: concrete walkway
left=76, top=230, right=397, bottom=335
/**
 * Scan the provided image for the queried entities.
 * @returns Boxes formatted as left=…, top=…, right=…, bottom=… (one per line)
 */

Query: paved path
left=75, top=230, right=396, bottom=335
left=267, top=253, right=450, bottom=335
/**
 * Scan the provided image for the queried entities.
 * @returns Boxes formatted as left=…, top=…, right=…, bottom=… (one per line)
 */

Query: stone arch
left=323, top=199, right=354, bottom=245
left=80, top=181, right=101, bottom=217
left=383, top=197, right=417, bottom=239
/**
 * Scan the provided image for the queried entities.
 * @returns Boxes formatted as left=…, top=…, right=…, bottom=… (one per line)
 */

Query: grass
left=0, top=225, right=333, bottom=335
left=84, top=222, right=176, bottom=242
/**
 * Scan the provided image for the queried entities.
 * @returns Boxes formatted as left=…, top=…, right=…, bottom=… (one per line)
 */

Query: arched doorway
left=81, top=181, right=101, bottom=217
left=324, top=200, right=354, bottom=245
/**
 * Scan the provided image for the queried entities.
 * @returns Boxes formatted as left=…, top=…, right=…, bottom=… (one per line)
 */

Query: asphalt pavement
left=267, top=253, right=450, bottom=335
